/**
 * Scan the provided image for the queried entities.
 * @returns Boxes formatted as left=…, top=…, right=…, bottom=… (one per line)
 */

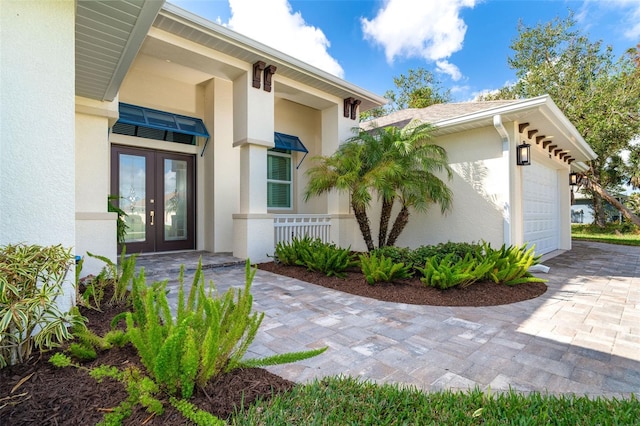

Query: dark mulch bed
left=0, top=263, right=546, bottom=425
left=0, top=295, right=294, bottom=426
left=257, top=262, right=547, bottom=307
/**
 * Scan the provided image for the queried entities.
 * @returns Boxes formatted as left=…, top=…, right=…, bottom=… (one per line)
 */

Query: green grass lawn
left=571, top=223, right=640, bottom=246
left=231, top=377, right=639, bottom=425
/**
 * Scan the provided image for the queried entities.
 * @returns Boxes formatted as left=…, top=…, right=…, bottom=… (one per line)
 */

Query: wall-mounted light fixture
left=569, top=172, right=579, bottom=186
left=516, top=142, right=531, bottom=166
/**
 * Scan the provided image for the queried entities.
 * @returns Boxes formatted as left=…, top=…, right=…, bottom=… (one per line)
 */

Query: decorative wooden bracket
left=252, top=61, right=266, bottom=89
left=542, top=140, right=552, bottom=149
left=535, top=136, right=545, bottom=144
left=263, top=65, right=277, bottom=92
left=518, top=122, right=530, bottom=133
left=343, top=97, right=361, bottom=120
left=527, top=129, right=538, bottom=139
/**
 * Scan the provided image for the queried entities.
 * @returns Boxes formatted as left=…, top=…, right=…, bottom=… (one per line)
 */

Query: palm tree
left=304, top=141, right=377, bottom=251
left=304, top=122, right=452, bottom=250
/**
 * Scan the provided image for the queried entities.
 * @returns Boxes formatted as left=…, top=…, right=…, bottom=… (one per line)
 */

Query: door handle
left=150, top=210, right=155, bottom=226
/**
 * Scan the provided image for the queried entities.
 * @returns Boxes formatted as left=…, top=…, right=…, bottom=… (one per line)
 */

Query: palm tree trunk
left=386, top=205, right=410, bottom=247
left=378, top=196, right=394, bottom=247
left=352, top=202, right=375, bottom=251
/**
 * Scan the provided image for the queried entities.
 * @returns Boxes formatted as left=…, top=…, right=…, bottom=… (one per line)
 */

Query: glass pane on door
left=119, top=154, right=146, bottom=243
left=164, top=158, right=188, bottom=241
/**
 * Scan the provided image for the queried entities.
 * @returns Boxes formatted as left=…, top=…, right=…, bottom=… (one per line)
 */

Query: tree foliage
left=361, top=68, right=451, bottom=120
left=481, top=14, right=640, bottom=225
left=304, top=123, right=452, bottom=250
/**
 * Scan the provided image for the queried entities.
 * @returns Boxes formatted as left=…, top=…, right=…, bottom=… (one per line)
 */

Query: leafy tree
left=483, top=14, right=640, bottom=226
left=360, top=68, right=451, bottom=121
left=304, top=123, right=452, bottom=250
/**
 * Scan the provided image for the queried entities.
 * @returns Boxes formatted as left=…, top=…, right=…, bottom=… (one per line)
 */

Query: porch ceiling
left=75, top=0, right=165, bottom=101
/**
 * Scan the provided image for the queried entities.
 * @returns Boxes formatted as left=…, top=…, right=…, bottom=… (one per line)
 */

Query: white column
left=75, top=97, right=119, bottom=276
left=232, top=69, right=275, bottom=262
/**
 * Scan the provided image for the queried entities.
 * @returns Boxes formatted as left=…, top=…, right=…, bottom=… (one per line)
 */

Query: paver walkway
left=135, top=241, right=640, bottom=398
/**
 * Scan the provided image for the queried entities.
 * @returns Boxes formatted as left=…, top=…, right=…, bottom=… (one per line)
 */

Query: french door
left=111, top=145, right=195, bottom=253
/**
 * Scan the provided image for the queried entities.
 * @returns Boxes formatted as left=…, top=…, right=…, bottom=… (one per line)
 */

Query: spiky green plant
left=272, top=236, right=317, bottom=265
left=296, top=241, right=356, bottom=278
left=482, top=243, right=547, bottom=286
left=359, top=252, right=412, bottom=285
left=86, top=248, right=137, bottom=305
left=125, top=259, right=326, bottom=399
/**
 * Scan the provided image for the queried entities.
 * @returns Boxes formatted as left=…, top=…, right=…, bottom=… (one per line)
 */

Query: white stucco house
left=361, top=98, right=597, bottom=256
left=1, top=1, right=595, bottom=311
left=1, top=0, right=386, bottom=289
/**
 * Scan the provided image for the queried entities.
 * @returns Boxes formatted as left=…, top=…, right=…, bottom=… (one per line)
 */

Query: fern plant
left=296, top=241, right=356, bottom=277
left=416, top=252, right=494, bottom=289
left=86, top=248, right=137, bottom=305
left=359, top=252, right=412, bottom=285
left=272, top=236, right=317, bottom=266
left=482, top=243, right=546, bottom=286
left=125, top=258, right=326, bottom=399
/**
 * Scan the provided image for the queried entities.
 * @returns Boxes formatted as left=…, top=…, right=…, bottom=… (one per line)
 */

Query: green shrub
left=272, top=236, right=318, bottom=266
left=125, top=258, right=326, bottom=399
left=370, top=246, right=412, bottom=266
left=483, top=243, right=547, bottom=286
left=416, top=252, right=492, bottom=289
left=296, top=241, right=356, bottom=278
left=170, top=397, right=225, bottom=426
left=408, top=242, right=481, bottom=269
left=359, top=252, right=412, bottom=285
left=0, top=243, right=85, bottom=368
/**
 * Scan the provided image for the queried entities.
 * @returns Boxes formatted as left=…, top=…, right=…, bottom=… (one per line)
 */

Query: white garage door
left=522, top=163, right=559, bottom=255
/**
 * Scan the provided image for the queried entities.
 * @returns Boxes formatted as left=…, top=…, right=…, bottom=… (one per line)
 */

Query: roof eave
left=160, top=2, right=386, bottom=110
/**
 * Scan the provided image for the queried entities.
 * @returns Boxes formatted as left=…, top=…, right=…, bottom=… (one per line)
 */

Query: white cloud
left=226, top=0, right=344, bottom=77
left=361, top=0, right=477, bottom=80
left=582, top=0, right=640, bottom=40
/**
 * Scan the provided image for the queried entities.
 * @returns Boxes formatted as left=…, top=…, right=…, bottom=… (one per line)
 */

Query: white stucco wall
left=0, top=0, right=76, bottom=310
left=274, top=98, right=322, bottom=214
left=364, top=126, right=508, bottom=250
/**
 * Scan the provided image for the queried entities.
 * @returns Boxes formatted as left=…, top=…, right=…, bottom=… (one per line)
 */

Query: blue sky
left=169, top=0, right=640, bottom=102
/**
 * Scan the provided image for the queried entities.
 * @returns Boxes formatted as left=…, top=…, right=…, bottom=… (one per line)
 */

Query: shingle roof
left=361, top=100, right=521, bottom=130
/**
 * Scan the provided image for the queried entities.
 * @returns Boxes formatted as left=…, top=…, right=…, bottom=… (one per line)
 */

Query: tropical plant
left=125, top=258, right=326, bottom=399
left=83, top=248, right=137, bottom=306
left=483, top=243, right=546, bottom=286
left=0, top=243, right=85, bottom=367
left=416, top=252, right=493, bottom=290
left=272, top=236, right=317, bottom=266
left=370, top=246, right=412, bottom=266
left=359, top=252, right=412, bottom=285
left=407, top=242, right=481, bottom=270
left=305, top=123, right=452, bottom=250
left=296, top=241, right=356, bottom=278
left=108, top=195, right=129, bottom=245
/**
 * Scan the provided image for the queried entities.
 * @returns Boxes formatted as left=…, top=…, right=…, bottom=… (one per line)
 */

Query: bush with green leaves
left=359, top=252, right=412, bottom=285
left=416, top=252, right=495, bottom=289
left=272, top=236, right=317, bottom=266
left=0, top=243, right=85, bottom=368
left=296, top=240, right=356, bottom=278
left=125, top=258, right=326, bottom=399
left=408, top=241, right=481, bottom=269
left=482, top=242, right=547, bottom=286
left=80, top=248, right=137, bottom=309
left=370, top=246, right=412, bottom=266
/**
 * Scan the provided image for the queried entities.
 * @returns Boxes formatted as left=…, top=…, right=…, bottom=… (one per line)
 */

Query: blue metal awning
left=274, top=132, right=308, bottom=168
left=274, top=132, right=308, bottom=153
left=117, top=103, right=211, bottom=155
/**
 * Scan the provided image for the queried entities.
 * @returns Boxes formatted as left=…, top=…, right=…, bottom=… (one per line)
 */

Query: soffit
left=75, top=0, right=165, bottom=101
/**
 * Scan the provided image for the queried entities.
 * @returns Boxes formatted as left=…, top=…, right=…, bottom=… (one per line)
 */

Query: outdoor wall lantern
left=569, top=172, right=579, bottom=186
left=516, top=142, right=531, bottom=166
